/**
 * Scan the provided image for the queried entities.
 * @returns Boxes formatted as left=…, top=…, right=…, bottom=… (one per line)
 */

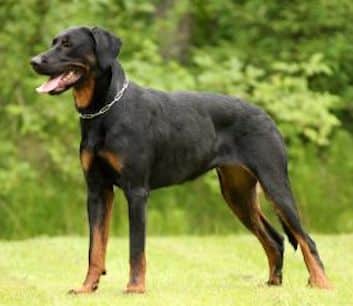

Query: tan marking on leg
left=102, top=189, right=114, bottom=274
left=218, top=165, right=257, bottom=219
left=218, top=165, right=283, bottom=285
left=73, top=76, right=95, bottom=108
left=80, top=149, right=93, bottom=172
left=296, top=236, right=333, bottom=289
left=99, top=151, right=123, bottom=173
left=84, top=227, right=105, bottom=287
left=125, top=253, right=146, bottom=294
left=69, top=227, right=104, bottom=294
left=258, top=212, right=282, bottom=285
left=69, top=189, right=114, bottom=294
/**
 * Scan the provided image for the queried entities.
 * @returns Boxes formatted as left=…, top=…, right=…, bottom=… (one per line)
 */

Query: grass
left=0, top=235, right=352, bottom=306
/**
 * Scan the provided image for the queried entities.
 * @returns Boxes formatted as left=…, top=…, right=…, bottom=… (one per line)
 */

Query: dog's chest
left=80, top=125, right=123, bottom=175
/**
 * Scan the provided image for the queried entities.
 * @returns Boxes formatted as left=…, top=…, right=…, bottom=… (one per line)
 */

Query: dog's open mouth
left=36, top=70, right=83, bottom=94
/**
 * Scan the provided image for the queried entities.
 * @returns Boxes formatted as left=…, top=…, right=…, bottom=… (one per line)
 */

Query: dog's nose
left=30, top=56, right=41, bottom=67
left=30, top=55, right=47, bottom=67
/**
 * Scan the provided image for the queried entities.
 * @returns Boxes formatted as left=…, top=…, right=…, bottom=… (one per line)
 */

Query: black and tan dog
left=30, top=26, right=331, bottom=293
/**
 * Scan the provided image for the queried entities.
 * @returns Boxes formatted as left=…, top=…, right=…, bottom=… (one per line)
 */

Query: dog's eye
left=62, top=40, right=72, bottom=48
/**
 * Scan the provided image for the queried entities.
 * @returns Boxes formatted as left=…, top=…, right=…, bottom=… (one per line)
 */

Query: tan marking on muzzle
left=73, top=75, right=95, bottom=108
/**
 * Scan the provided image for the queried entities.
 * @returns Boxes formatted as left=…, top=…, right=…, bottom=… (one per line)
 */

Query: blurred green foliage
left=0, top=0, right=352, bottom=238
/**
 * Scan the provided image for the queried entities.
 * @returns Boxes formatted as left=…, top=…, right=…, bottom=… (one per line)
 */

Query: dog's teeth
left=63, top=72, right=73, bottom=81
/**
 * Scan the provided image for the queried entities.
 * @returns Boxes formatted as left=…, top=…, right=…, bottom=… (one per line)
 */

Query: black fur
left=30, top=26, right=329, bottom=291
left=90, top=27, right=122, bottom=70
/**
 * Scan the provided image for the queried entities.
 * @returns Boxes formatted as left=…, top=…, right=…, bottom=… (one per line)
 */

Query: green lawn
left=0, top=235, right=351, bottom=306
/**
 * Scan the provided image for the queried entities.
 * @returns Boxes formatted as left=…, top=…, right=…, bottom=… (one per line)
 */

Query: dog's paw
left=266, top=279, right=282, bottom=286
left=308, top=276, right=333, bottom=290
left=68, top=284, right=98, bottom=295
left=267, top=273, right=282, bottom=286
left=124, top=283, right=145, bottom=294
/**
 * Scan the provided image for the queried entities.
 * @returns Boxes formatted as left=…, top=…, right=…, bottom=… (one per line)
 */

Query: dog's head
left=30, top=26, right=122, bottom=95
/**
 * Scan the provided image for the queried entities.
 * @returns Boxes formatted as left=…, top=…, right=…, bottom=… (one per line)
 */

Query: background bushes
left=0, top=0, right=352, bottom=238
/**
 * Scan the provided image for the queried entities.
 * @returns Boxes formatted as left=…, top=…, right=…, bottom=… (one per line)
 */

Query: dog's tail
left=279, top=218, right=298, bottom=250
left=256, top=176, right=300, bottom=251
left=257, top=184, right=298, bottom=250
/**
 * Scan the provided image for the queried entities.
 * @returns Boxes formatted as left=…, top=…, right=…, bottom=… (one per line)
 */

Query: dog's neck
left=73, top=61, right=126, bottom=115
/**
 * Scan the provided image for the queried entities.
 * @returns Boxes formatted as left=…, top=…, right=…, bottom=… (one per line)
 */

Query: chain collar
left=79, top=76, right=129, bottom=120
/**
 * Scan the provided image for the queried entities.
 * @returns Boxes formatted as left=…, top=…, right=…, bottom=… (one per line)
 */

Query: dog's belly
left=149, top=133, right=244, bottom=190
left=149, top=148, right=216, bottom=189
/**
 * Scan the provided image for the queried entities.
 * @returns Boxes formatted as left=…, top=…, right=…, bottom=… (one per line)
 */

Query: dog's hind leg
left=255, top=165, right=332, bottom=289
left=217, top=165, right=284, bottom=285
left=244, top=134, right=332, bottom=289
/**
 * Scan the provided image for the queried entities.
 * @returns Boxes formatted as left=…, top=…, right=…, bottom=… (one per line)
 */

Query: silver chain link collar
left=79, top=76, right=129, bottom=120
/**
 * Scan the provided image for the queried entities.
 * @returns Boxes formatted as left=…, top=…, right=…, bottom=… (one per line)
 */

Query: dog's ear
left=90, top=27, right=122, bottom=70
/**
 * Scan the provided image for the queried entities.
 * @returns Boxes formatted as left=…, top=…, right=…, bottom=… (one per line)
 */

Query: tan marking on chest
left=80, top=149, right=94, bottom=172
left=99, top=151, right=123, bottom=173
left=73, top=76, right=95, bottom=108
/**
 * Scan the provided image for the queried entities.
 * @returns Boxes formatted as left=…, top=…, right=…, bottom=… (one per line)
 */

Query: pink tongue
left=36, top=74, right=63, bottom=93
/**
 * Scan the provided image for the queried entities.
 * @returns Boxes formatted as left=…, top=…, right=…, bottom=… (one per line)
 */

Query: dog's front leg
left=124, top=187, right=148, bottom=293
left=69, top=185, right=114, bottom=294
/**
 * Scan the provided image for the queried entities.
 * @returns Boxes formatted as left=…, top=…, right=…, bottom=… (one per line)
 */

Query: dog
left=30, top=26, right=332, bottom=293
